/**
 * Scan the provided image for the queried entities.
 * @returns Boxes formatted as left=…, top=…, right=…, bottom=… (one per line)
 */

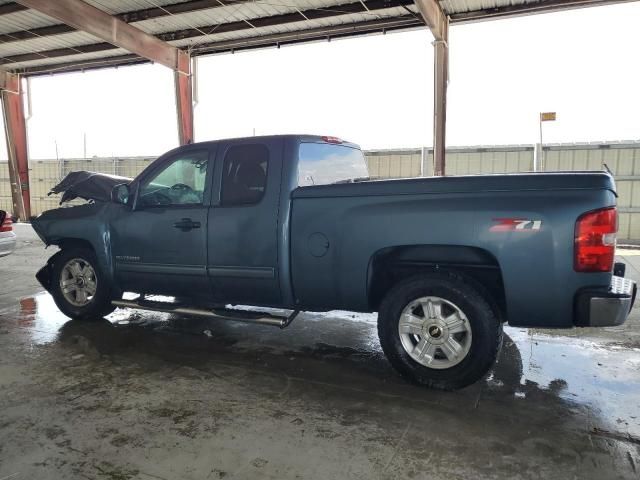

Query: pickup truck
left=32, top=134, right=636, bottom=390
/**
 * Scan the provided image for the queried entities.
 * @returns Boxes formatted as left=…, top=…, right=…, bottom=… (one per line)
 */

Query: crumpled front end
left=48, top=171, right=131, bottom=204
left=31, top=202, right=116, bottom=293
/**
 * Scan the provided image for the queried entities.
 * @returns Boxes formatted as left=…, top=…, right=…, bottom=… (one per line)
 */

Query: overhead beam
left=0, top=3, right=27, bottom=16
left=413, top=0, right=447, bottom=40
left=1, top=70, right=30, bottom=220
left=191, top=15, right=422, bottom=55
left=14, top=0, right=187, bottom=73
left=1, top=0, right=414, bottom=67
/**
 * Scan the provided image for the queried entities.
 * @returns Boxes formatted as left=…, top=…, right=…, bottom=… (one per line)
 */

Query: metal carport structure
left=0, top=0, right=633, bottom=220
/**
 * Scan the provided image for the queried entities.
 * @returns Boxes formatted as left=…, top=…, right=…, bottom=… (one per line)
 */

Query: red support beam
left=174, top=51, right=193, bottom=145
left=1, top=71, right=30, bottom=220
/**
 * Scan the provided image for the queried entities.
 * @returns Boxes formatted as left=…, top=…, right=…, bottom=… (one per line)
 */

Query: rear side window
left=298, top=142, right=369, bottom=187
left=221, top=144, right=269, bottom=206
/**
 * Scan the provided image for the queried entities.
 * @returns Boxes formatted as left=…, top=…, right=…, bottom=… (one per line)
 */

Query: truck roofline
left=165, top=134, right=361, bottom=152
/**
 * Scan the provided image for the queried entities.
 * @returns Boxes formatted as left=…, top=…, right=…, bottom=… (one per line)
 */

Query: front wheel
left=50, top=248, right=116, bottom=320
left=378, top=273, right=502, bottom=390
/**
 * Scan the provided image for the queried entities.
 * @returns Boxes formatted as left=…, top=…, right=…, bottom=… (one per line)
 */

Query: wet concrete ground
left=1, top=225, right=639, bottom=479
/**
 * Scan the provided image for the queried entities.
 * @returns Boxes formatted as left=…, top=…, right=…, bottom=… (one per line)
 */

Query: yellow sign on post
left=540, top=112, right=557, bottom=122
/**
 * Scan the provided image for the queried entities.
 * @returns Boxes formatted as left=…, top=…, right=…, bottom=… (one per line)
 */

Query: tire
left=378, top=272, right=502, bottom=390
left=50, top=247, right=116, bottom=320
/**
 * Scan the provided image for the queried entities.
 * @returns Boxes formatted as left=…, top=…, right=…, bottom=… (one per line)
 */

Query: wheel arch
left=39, top=236, right=116, bottom=294
left=367, top=245, right=506, bottom=321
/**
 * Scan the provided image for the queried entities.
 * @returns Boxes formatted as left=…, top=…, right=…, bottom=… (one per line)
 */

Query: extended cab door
left=111, top=146, right=213, bottom=296
left=207, top=138, right=283, bottom=305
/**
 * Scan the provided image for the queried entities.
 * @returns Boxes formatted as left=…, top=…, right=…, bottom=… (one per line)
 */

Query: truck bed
left=290, top=171, right=617, bottom=328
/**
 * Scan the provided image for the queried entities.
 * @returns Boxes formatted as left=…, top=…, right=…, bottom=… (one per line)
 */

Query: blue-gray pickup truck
left=32, top=134, right=636, bottom=389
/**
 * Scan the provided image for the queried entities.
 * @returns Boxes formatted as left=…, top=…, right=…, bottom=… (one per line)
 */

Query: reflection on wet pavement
left=8, top=290, right=640, bottom=445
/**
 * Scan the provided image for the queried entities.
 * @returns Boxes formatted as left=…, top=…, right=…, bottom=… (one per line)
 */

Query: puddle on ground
left=503, top=327, right=640, bottom=437
left=5, top=291, right=640, bottom=439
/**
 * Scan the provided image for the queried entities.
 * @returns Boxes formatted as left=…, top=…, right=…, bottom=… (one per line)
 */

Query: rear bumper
left=575, top=275, right=637, bottom=327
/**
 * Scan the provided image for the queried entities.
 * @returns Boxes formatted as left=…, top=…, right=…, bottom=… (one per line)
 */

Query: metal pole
left=537, top=113, right=543, bottom=172
left=432, top=19, right=449, bottom=176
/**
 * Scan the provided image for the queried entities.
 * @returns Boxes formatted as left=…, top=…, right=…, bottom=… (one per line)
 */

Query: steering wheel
left=171, top=183, right=193, bottom=192
left=153, top=191, right=173, bottom=205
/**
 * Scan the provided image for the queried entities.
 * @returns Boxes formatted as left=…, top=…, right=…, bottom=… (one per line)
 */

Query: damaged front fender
left=31, top=202, right=117, bottom=291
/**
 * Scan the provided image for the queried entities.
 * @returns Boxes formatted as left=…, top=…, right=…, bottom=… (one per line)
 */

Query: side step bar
left=112, top=299, right=299, bottom=329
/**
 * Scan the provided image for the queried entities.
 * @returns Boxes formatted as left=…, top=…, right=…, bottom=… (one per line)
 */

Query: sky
left=1, top=2, right=639, bottom=160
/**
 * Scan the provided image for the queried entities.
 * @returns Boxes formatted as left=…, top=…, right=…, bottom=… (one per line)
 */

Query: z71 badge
left=490, top=218, right=542, bottom=232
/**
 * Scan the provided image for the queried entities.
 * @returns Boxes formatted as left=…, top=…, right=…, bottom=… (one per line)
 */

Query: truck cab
left=33, top=135, right=367, bottom=309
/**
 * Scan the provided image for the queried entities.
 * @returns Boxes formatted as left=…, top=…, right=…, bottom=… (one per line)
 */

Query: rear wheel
left=378, top=272, right=502, bottom=390
left=50, top=248, right=116, bottom=320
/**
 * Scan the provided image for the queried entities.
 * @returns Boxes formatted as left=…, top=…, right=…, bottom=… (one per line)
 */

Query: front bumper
left=575, top=275, right=637, bottom=327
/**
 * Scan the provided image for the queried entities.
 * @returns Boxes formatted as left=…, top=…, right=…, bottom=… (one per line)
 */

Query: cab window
left=139, top=150, right=209, bottom=207
left=221, top=144, right=269, bottom=206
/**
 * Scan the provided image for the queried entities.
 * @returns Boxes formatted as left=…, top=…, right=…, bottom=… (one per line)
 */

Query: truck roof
left=177, top=134, right=361, bottom=151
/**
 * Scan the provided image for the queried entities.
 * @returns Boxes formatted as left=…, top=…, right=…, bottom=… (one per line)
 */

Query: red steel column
left=174, top=50, right=193, bottom=145
left=1, top=72, right=30, bottom=220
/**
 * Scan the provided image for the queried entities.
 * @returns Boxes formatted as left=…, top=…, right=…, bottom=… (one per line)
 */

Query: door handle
left=173, top=218, right=201, bottom=231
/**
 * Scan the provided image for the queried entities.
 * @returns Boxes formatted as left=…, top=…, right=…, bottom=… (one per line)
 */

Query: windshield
left=297, top=142, right=369, bottom=187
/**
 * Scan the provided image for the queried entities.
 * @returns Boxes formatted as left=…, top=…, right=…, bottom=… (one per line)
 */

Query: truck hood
left=49, top=171, right=132, bottom=204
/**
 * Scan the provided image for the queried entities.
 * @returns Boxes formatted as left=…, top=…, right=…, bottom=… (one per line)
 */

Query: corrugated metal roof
left=84, top=0, right=198, bottom=15
left=0, top=0, right=628, bottom=76
left=0, top=9, right=62, bottom=33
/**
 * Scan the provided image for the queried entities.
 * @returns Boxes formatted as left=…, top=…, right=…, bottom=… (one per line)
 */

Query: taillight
left=0, top=215, right=13, bottom=233
left=321, top=136, right=343, bottom=144
left=574, top=207, right=617, bottom=272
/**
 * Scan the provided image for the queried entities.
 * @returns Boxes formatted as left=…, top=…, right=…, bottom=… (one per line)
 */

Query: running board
left=112, top=299, right=299, bottom=329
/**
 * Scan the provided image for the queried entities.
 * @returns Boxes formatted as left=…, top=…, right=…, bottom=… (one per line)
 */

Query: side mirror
left=111, top=183, right=130, bottom=205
